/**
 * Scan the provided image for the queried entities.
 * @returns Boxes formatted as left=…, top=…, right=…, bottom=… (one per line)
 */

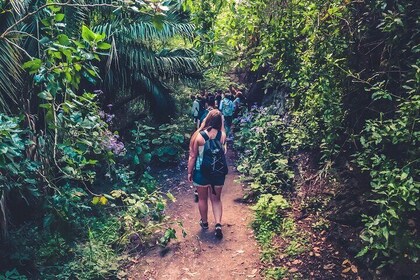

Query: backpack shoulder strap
left=200, top=131, right=209, bottom=141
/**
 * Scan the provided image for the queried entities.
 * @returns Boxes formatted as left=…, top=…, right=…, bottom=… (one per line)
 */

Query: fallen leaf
left=292, top=259, right=302, bottom=265
left=236, top=250, right=245, bottom=254
left=323, top=264, right=335, bottom=270
left=342, top=267, right=351, bottom=273
left=289, top=267, right=298, bottom=273
left=315, top=253, right=321, bottom=257
left=251, top=269, right=258, bottom=274
left=351, top=265, right=358, bottom=273
left=342, top=259, right=351, bottom=266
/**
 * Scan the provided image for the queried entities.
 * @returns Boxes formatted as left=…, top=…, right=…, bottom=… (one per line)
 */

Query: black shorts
left=193, top=169, right=225, bottom=186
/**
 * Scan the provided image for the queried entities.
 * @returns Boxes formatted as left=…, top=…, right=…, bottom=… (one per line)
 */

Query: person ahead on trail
left=233, top=92, right=244, bottom=118
left=215, top=90, right=222, bottom=108
left=198, top=92, right=206, bottom=120
left=191, top=95, right=201, bottom=128
left=219, top=93, right=235, bottom=140
left=199, top=96, right=216, bottom=125
left=188, top=109, right=227, bottom=239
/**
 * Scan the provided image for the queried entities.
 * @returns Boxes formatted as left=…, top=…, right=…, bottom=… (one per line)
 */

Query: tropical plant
left=193, top=0, right=420, bottom=276
left=0, top=0, right=202, bottom=122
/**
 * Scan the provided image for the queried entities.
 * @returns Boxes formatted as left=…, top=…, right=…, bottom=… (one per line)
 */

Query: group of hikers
left=190, top=85, right=245, bottom=141
left=187, top=85, right=245, bottom=240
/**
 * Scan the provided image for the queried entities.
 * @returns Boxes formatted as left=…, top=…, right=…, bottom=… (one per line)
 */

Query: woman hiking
left=187, top=109, right=227, bottom=239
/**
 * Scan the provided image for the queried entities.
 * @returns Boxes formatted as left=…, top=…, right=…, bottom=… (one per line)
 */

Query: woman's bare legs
left=197, top=186, right=209, bottom=223
left=209, top=186, right=223, bottom=224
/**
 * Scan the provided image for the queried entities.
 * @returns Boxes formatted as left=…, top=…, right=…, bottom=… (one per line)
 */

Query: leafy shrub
left=0, top=114, right=39, bottom=237
left=264, top=266, right=288, bottom=280
left=235, top=107, right=294, bottom=197
left=0, top=115, right=39, bottom=190
left=355, top=94, right=420, bottom=266
left=0, top=12, right=175, bottom=278
left=251, top=194, right=289, bottom=240
left=127, top=121, right=189, bottom=169
left=251, top=194, right=289, bottom=266
left=0, top=269, right=27, bottom=280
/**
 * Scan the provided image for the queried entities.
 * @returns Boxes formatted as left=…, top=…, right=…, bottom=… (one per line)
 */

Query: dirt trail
left=128, top=149, right=262, bottom=280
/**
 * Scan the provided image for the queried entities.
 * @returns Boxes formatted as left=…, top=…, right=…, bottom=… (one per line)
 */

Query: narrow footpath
left=128, top=149, right=262, bottom=280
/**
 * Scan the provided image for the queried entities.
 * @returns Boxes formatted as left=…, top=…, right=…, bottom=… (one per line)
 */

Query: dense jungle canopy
left=0, top=0, right=418, bottom=279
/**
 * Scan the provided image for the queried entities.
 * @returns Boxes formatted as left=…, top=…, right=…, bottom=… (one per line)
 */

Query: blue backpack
left=221, top=98, right=234, bottom=116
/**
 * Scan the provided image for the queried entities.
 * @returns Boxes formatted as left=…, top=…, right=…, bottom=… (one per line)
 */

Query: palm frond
left=8, top=0, right=30, bottom=15
left=138, top=73, right=176, bottom=122
left=0, top=12, right=22, bottom=113
left=64, top=0, right=90, bottom=36
left=120, top=20, right=195, bottom=42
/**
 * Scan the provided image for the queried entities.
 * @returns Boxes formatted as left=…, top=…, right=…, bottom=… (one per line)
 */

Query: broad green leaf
left=23, top=59, right=42, bottom=74
left=92, top=196, right=100, bottom=205
left=135, top=146, right=143, bottom=154
left=82, top=25, right=96, bottom=42
left=55, top=13, right=65, bottom=21
left=143, top=153, right=152, bottom=162
left=38, top=91, right=53, bottom=101
left=97, top=42, right=112, bottom=50
left=133, top=155, right=140, bottom=165
left=57, top=34, right=70, bottom=45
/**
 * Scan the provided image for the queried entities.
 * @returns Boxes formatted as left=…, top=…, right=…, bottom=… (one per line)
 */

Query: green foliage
left=278, top=217, right=310, bottom=258
left=4, top=169, right=170, bottom=278
left=23, top=16, right=102, bottom=92
left=251, top=194, right=289, bottom=232
left=183, top=0, right=229, bottom=64
left=355, top=94, right=420, bottom=266
left=235, top=107, right=294, bottom=198
left=251, top=193, right=289, bottom=257
left=0, top=8, right=185, bottom=278
left=55, top=92, right=118, bottom=182
left=251, top=194, right=289, bottom=267
left=209, top=0, right=419, bottom=273
left=128, top=121, right=188, bottom=168
left=91, top=1, right=201, bottom=121
left=0, top=269, right=27, bottom=280
left=0, top=114, right=39, bottom=195
left=312, top=217, right=330, bottom=232
left=201, top=69, right=233, bottom=92
left=264, top=266, right=288, bottom=280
